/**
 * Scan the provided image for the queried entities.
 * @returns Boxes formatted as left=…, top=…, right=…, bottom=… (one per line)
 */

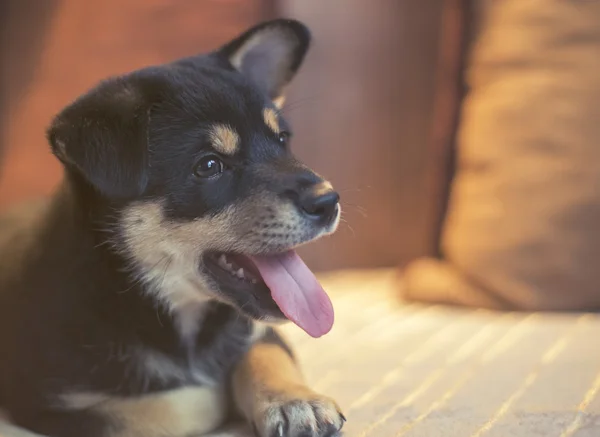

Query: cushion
left=403, top=0, right=600, bottom=310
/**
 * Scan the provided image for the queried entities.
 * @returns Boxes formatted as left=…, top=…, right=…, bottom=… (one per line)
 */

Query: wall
left=280, top=0, right=447, bottom=270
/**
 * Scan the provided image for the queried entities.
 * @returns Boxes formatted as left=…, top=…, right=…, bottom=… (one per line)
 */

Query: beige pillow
left=403, top=0, right=600, bottom=311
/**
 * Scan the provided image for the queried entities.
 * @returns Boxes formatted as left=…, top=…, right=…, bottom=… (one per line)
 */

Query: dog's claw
left=340, top=412, right=347, bottom=423
left=256, top=392, right=342, bottom=437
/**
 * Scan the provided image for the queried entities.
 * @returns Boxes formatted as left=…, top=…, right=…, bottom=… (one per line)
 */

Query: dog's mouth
left=204, top=250, right=334, bottom=338
left=207, top=252, right=262, bottom=284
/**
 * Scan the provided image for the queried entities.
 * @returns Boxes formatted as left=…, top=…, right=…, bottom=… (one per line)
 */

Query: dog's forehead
left=173, top=66, right=268, bottom=122
left=165, top=67, right=285, bottom=154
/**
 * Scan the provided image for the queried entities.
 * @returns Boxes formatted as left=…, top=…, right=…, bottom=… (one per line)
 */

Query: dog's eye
left=278, top=131, right=291, bottom=146
left=194, top=155, right=223, bottom=179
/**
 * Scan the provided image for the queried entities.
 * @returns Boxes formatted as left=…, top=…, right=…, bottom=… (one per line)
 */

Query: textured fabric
left=421, top=0, right=469, bottom=259
left=403, top=0, right=600, bottom=310
left=209, top=270, right=600, bottom=436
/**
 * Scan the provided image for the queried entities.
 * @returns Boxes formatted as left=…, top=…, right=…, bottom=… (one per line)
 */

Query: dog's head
left=47, top=20, right=340, bottom=338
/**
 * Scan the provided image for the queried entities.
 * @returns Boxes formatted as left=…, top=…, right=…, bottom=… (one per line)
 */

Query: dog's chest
left=141, top=346, right=214, bottom=387
left=175, top=300, right=207, bottom=356
left=150, top=261, right=211, bottom=355
left=141, top=302, right=254, bottom=390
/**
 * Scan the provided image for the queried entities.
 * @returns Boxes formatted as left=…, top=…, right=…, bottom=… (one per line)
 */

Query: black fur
left=0, top=19, right=336, bottom=436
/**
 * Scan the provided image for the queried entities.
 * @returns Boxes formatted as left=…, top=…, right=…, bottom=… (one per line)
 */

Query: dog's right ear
left=218, top=19, right=311, bottom=105
left=47, top=77, right=151, bottom=200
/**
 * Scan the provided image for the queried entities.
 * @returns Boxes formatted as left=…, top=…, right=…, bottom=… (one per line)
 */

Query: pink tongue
left=250, top=250, right=334, bottom=338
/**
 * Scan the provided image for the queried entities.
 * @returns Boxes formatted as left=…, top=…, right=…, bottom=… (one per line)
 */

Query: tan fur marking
left=120, top=201, right=234, bottom=311
left=263, top=108, right=280, bottom=134
left=233, top=342, right=304, bottom=418
left=249, top=321, right=269, bottom=344
left=273, top=95, right=286, bottom=109
left=313, top=181, right=334, bottom=197
left=60, top=386, right=226, bottom=437
left=141, top=348, right=214, bottom=385
left=58, top=392, right=111, bottom=410
left=209, top=124, right=240, bottom=155
left=141, top=350, right=189, bottom=384
left=232, top=339, right=344, bottom=436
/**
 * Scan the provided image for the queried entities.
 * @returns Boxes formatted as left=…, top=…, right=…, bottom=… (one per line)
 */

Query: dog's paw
left=251, top=386, right=345, bottom=437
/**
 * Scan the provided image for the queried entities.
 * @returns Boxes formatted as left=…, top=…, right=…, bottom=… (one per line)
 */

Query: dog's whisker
left=339, top=217, right=356, bottom=238
left=337, top=187, right=363, bottom=194
left=341, top=202, right=368, bottom=218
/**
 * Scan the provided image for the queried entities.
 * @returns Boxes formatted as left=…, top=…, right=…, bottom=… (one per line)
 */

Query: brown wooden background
left=0, top=0, right=455, bottom=272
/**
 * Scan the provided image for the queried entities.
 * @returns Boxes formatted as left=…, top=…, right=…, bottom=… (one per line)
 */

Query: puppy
left=0, top=19, right=345, bottom=437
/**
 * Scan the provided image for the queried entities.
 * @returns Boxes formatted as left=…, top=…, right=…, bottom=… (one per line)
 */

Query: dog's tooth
left=236, top=268, right=245, bottom=279
left=245, top=271, right=257, bottom=281
left=251, top=278, right=258, bottom=284
left=218, top=254, right=228, bottom=268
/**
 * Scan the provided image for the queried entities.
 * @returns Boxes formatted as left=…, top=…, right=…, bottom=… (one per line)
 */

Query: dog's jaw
left=115, top=192, right=340, bottom=339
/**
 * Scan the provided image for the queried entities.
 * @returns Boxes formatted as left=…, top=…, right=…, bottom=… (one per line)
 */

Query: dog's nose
left=299, top=188, right=340, bottom=224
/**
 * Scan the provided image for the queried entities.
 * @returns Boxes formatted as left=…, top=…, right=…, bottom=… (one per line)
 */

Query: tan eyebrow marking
left=263, top=108, right=280, bottom=134
left=208, top=124, right=240, bottom=155
left=273, top=95, right=286, bottom=109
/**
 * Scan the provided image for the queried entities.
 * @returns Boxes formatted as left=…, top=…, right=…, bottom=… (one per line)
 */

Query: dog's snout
left=274, top=166, right=339, bottom=225
left=299, top=186, right=340, bottom=224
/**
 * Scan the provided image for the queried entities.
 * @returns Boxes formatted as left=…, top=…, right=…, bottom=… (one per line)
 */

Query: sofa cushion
left=403, top=0, right=600, bottom=310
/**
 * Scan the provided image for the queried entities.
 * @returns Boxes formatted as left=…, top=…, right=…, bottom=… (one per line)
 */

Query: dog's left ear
left=218, top=19, right=311, bottom=107
left=47, top=77, right=151, bottom=200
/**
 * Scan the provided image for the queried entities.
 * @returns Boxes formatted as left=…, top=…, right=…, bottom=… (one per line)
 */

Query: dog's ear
left=218, top=19, right=311, bottom=106
left=47, top=78, right=150, bottom=199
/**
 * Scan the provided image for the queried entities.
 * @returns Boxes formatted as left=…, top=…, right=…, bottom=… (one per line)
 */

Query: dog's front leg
left=232, top=328, right=345, bottom=437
